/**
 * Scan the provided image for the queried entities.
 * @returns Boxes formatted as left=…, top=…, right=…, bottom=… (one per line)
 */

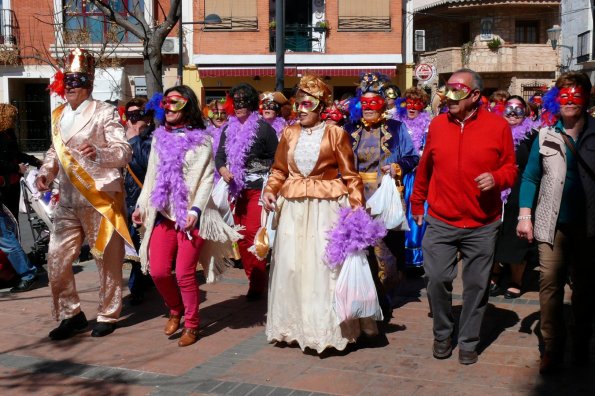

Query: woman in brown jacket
left=262, top=75, right=375, bottom=354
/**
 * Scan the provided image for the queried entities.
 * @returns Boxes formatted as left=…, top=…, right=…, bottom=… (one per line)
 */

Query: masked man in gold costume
left=36, top=48, right=133, bottom=340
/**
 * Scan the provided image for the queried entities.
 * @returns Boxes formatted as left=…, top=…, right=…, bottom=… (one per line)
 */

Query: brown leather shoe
left=178, top=328, right=199, bottom=347
left=164, top=314, right=181, bottom=336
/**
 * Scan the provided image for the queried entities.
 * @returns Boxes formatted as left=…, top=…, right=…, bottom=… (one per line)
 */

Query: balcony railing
left=0, top=9, right=17, bottom=45
left=269, top=24, right=326, bottom=53
left=419, top=44, right=557, bottom=75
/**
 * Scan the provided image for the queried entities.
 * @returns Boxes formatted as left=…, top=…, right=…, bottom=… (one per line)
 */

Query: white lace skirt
left=266, top=196, right=372, bottom=353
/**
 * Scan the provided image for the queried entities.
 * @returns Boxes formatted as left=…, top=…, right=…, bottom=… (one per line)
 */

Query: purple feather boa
left=324, top=207, right=387, bottom=269
left=397, top=112, right=431, bottom=153
left=224, top=112, right=261, bottom=197
left=151, top=125, right=209, bottom=229
left=500, top=118, right=536, bottom=204
left=266, top=116, right=287, bottom=138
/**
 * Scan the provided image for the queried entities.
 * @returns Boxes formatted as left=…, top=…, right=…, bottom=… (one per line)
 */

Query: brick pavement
left=0, top=262, right=593, bottom=396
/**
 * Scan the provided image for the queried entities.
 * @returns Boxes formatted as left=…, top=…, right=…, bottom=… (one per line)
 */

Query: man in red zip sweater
left=411, top=69, right=517, bottom=365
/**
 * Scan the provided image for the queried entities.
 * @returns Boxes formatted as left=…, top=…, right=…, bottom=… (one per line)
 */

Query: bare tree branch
left=87, top=0, right=145, bottom=38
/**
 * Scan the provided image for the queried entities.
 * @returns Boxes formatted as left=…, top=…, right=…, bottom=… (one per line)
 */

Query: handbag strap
left=126, top=165, right=143, bottom=189
left=560, top=132, right=595, bottom=181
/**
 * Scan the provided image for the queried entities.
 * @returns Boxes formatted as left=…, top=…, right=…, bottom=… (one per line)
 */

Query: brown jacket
left=264, top=123, right=364, bottom=208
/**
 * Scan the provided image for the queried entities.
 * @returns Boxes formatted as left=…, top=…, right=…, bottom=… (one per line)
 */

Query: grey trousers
left=422, top=215, right=500, bottom=351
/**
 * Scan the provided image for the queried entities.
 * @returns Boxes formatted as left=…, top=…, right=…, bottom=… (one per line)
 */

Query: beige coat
left=136, top=133, right=241, bottom=281
left=533, top=126, right=567, bottom=245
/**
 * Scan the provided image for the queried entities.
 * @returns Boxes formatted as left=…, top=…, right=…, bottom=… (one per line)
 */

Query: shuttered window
left=338, top=0, right=390, bottom=31
left=204, top=0, right=258, bottom=31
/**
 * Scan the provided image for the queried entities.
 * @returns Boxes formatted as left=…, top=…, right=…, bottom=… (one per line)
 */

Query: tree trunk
left=144, top=41, right=164, bottom=98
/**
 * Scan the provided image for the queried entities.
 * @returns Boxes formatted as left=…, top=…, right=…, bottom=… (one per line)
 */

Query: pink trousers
left=149, top=218, right=204, bottom=329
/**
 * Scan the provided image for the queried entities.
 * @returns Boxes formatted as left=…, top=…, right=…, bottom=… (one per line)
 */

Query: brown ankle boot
left=178, top=328, right=199, bottom=347
left=164, top=314, right=181, bottom=336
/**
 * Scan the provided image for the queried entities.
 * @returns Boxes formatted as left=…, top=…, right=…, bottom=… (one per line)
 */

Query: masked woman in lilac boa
left=215, top=84, right=278, bottom=300
left=343, top=73, right=419, bottom=322
left=259, top=91, right=289, bottom=139
left=394, top=87, right=431, bottom=269
left=133, top=85, right=240, bottom=347
left=489, top=95, right=538, bottom=299
left=262, top=74, right=376, bottom=353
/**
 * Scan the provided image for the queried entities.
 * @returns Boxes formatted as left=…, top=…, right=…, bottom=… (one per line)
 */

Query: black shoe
left=432, top=338, right=452, bottom=359
left=459, top=349, right=478, bottom=365
left=246, top=290, right=263, bottom=302
left=91, top=322, right=116, bottom=337
left=489, top=281, right=504, bottom=297
left=49, top=311, right=88, bottom=340
left=504, top=283, right=522, bottom=299
left=129, top=293, right=144, bottom=306
left=10, top=277, right=38, bottom=293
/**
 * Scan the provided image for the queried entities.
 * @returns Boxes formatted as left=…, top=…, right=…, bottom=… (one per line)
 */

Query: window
left=0, top=3, right=16, bottom=45
left=479, top=17, right=493, bottom=41
left=338, top=0, right=390, bottom=31
left=204, top=0, right=257, bottom=31
left=577, top=31, right=591, bottom=63
left=515, top=20, right=539, bottom=43
left=63, top=0, right=142, bottom=44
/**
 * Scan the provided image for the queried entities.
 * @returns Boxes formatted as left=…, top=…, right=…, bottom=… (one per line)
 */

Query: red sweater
left=411, top=108, right=517, bottom=228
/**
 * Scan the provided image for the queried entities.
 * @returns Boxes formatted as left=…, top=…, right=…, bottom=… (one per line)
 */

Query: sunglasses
left=161, top=95, right=188, bottom=112
left=65, top=73, right=92, bottom=89
left=504, top=105, right=525, bottom=118
left=444, top=83, right=474, bottom=101
left=293, top=95, right=320, bottom=113
left=125, top=109, right=146, bottom=123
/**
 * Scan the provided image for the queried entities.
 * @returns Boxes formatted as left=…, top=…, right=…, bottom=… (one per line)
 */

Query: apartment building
left=560, top=0, right=595, bottom=85
left=413, top=0, right=560, bottom=99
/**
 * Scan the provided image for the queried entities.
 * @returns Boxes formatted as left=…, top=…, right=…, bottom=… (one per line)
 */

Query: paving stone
left=210, top=381, right=241, bottom=394
left=246, top=385, right=276, bottom=396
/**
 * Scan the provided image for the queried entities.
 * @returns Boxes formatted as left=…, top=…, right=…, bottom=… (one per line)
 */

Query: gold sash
left=51, top=105, right=133, bottom=256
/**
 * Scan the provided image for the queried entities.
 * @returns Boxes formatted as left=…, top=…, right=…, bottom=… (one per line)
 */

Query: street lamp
left=177, top=9, right=222, bottom=85
left=547, top=25, right=573, bottom=70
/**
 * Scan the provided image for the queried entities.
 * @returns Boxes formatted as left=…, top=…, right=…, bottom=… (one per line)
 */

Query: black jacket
left=125, top=128, right=153, bottom=210
left=215, top=118, right=278, bottom=191
left=579, top=116, right=595, bottom=238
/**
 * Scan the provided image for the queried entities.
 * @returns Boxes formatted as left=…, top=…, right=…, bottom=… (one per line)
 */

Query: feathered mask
left=145, top=92, right=165, bottom=125
left=541, top=86, right=559, bottom=126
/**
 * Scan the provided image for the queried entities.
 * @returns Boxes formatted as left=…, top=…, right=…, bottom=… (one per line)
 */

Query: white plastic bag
left=366, top=174, right=409, bottom=231
left=334, top=251, right=383, bottom=324
left=211, top=178, right=234, bottom=227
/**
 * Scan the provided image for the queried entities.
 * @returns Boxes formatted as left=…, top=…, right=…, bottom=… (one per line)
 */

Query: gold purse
left=250, top=209, right=270, bottom=260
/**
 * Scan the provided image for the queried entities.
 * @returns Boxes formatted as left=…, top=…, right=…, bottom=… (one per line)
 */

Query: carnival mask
left=559, top=86, right=585, bottom=106
left=233, top=94, right=250, bottom=110
left=64, top=73, right=92, bottom=89
left=161, top=95, right=188, bottom=112
left=444, top=82, right=473, bottom=101
left=360, top=95, right=385, bottom=111
left=385, top=88, right=398, bottom=100
left=504, top=105, right=525, bottom=118
left=321, top=107, right=344, bottom=122
left=260, top=100, right=281, bottom=113
left=294, top=94, right=321, bottom=113
left=125, top=109, right=146, bottom=123
left=406, top=99, right=425, bottom=111
left=210, top=111, right=227, bottom=120
left=532, top=96, right=543, bottom=106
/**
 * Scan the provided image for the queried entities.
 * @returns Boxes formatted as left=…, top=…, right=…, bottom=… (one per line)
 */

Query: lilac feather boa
left=324, top=207, right=387, bottom=269
left=151, top=125, right=209, bottom=229
left=224, top=112, right=260, bottom=197
left=396, top=112, right=431, bottom=153
left=266, top=116, right=287, bottom=139
left=500, top=118, right=537, bottom=204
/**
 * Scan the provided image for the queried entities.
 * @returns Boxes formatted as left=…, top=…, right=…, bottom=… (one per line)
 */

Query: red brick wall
left=194, top=0, right=403, bottom=55
left=13, top=0, right=58, bottom=65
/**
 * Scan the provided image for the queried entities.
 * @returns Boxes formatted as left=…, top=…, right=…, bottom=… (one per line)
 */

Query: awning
left=296, top=66, right=397, bottom=77
left=199, top=67, right=297, bottom=78
left=197, top=66, right=397, bottom=78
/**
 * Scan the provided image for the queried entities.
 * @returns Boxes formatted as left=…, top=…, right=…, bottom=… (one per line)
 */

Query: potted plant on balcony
left=269, top=20, right=276, bottom=30
left=314, top=20, right=330, bottom=32
left=487, top=38, right=502, bottom=51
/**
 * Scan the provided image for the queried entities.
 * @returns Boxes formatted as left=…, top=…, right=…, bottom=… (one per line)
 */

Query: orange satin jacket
left=264, top=123, right=364, bottom=208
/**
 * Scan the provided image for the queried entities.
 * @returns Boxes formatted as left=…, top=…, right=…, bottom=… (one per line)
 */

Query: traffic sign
left=414, top=64, right=435, bottom=82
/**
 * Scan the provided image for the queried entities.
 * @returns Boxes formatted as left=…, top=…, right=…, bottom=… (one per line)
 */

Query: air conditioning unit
left=162, top=37, right=180, bottom=54
left=415, top=30, right=426, bottom=52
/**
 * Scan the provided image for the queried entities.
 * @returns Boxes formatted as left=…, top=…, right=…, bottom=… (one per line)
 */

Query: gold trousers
left=48, top=205, right=124, bottom=323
